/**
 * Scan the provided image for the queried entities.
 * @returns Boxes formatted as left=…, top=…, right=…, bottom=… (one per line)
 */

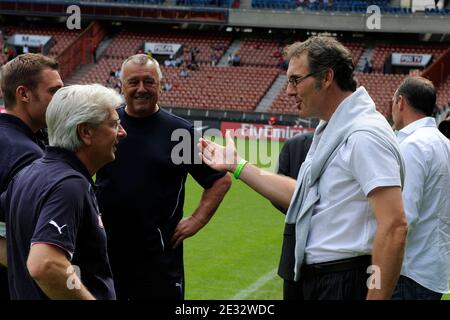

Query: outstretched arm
left=198, top=131, right=296, bottom=210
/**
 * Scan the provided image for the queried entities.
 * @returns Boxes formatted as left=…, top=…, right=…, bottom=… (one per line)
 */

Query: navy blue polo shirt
left=1, top=147, right=116, bottom=300
left=0, top=114, right=45, bottom=217
left=95, top=107, right=225, bottom=277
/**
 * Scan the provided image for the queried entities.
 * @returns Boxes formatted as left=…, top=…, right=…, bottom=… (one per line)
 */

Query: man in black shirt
left=96, top=54, right=231, bottom=300
left=273, top=132, right=313, bottom=300
left=0, top=53, right=63, bottom=299
left=1, top=84, right=125, bottom=299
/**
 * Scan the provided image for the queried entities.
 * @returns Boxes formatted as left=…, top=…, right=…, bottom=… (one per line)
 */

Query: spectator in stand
left=175, top=56, right=183, bottom=67
left=232, top=54, right=241, bottom=67
left=179, top=67, right=189, bottom=78
left=227, top=54, right=233, bottom=66
left=162, top=80, right=172, bottom=92
left=164, top=55, right=176, bottom=67
left=363, top=58, right=373, bottom=74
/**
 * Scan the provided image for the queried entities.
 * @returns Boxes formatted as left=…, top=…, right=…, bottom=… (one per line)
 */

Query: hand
left=198, top=131, right=241, bottom=172
left=171, top=216, right=205, bottom=249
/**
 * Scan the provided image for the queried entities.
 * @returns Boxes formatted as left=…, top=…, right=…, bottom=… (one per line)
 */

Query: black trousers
left=0, top=268, right=10, bottom=300
left=283, top=279, right=303, bottom=300
left=116, top=273, right=185, bottom=300
left=392, top=275, right=442, bottom=300
left=296, top=255, right=371, bottom=300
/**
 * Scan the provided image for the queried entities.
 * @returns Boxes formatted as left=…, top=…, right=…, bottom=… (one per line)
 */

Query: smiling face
left=286, top=53, right=323, bottom=119
left=122, top=60, right=160, bottom=118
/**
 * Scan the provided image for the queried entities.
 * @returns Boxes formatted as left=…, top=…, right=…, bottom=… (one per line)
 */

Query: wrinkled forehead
left=122, top=60, right=158, bottom=80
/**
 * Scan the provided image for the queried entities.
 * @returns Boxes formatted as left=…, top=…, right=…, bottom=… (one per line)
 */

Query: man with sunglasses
left=199, top=36, right=407, bottom=300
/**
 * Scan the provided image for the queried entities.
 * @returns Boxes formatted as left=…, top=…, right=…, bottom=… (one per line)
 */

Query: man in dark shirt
left=273, top=132, right=313, bottom=300
left=1, top=84, right=126, bottom=299
left=0, top=53, right=63, bottom=299
left=96, top=54, right=231, bottom=300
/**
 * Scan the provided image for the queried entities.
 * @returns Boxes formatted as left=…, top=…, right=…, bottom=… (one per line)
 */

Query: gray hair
left=120, top=54, right=163, bottom=82
left=46, top=84, right=123, bottom=151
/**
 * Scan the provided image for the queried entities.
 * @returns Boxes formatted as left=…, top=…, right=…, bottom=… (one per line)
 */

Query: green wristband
left=233, top=159, right=248, bottom=180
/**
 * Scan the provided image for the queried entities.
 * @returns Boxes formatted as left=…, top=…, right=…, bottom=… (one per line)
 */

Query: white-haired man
left=0, top=84, right=126, bottom=300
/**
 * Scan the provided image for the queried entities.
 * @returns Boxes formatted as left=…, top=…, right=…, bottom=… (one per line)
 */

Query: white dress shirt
left=397, top=117, right=450, bottom=293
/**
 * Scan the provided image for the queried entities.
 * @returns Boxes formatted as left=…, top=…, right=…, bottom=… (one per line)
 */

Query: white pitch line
left=230, top=267, right=278, bottom=300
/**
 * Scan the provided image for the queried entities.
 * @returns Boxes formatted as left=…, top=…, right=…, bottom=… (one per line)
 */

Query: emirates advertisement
left=220, top=122, right=314, bottom=142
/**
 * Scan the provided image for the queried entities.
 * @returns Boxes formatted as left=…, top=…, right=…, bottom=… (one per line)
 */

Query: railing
left=56, top=21, right=107, bottom=80
left=423, top=48, right=450, bottom=88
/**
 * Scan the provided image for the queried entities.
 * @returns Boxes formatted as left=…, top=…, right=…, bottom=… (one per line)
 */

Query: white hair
left=120, top=54, right=163, bottom=82
left=46, top=84, right=123, bottom=151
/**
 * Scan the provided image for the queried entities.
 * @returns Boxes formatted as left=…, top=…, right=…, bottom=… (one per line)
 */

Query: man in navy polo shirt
left=0, top=53, right=63, bottom=299
left=95, top=54, right=231, bottom=300
left=1, top=84, right=126, bottom=299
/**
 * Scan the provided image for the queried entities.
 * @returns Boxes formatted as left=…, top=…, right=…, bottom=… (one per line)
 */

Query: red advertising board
left=220, top=122, right=314, bottom=142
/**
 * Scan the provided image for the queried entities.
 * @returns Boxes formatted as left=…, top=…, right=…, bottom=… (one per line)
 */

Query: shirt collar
left=397, top=117, right=436, bottom=144
left=0, top=113, right=44, bottom=148
left=44, top=146, right=96, bottom=188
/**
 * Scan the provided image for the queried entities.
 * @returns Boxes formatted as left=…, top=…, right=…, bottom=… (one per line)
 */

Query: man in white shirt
left=198, top=36, right=407, bottom=300
left=391, top=76, right=450, bottom=300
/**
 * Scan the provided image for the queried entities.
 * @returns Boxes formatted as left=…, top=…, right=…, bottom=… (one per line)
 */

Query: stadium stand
left=371, top=43, right=448, bottom=73
left=437, top=75, right=450, bottom=110
left=104, top=30, right=232, bottom=63
left=158, top=65, right=279, bottom=111
left=1, top=25, right=79, bottom=57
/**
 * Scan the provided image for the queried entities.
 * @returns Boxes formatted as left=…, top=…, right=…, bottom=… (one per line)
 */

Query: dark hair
left=438, top=119, right=450, bottom=139
left=285, top=36, right=356, bottom=92
left=396, top=77, right=436, bottom=117
left=0, top=53, right=59, bottom=108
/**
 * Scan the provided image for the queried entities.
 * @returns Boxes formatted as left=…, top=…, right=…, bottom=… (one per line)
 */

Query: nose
left=117, top=124, right=127, bottom=139
left=136, top=80, right=146, bottom=93
left=286, top=82, right=296, bottom=96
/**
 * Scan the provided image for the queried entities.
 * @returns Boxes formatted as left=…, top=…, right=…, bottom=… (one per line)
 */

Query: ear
left=16, top=86, right=30, bottom=103
left=322, top=68, right=334, bottom=89
left=77, top=123, right=94, bottom=147
left=397, top=95, right=406, bottom=111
